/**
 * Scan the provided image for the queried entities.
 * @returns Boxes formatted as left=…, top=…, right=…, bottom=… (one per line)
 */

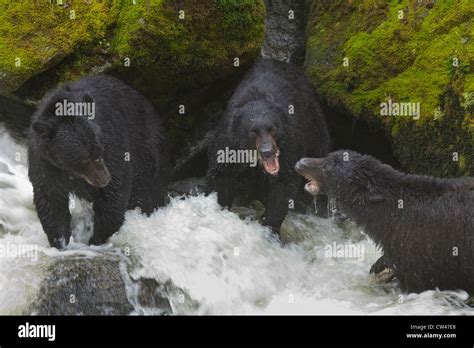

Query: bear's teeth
left=263, top=158, right=279, bottom=175
left=304, top=180, right=319, bottom=195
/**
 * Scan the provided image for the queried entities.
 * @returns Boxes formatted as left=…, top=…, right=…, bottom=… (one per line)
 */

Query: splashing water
left=0, top=126, right=472, bottom=315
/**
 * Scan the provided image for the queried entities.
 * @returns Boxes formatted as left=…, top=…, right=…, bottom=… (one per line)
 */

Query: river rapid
left=0, top=126, right=472, bottom=315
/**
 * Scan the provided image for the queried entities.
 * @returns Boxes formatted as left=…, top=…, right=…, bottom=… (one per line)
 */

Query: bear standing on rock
left=28, top=75, right=171, bottom=249
left=207, top=58, right=331, bottom=236
left=296, top=150, right=474, bottom=293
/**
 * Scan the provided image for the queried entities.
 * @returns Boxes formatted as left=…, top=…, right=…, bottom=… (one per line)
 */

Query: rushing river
left=0, top=126, right=472, bottom=315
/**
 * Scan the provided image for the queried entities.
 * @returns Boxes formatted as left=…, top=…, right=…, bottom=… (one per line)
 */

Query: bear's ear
left=32, top=120, right=55, bottom=138
left=44, top=99, right=60, bottom=117
left=83, top=93, right=94, bottom=103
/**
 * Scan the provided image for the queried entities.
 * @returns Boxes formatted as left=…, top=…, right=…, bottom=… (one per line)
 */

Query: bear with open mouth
left=208, top=58, right=331, bottom=236
left=295, top=150, right=474, bottom=293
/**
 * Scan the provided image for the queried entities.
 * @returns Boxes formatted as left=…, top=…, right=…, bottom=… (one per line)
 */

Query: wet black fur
left=28, top=75, right=171, bottom=249
left=303, top=150, right=474, bottom=293
left=208, top=58, right=331, bottom=235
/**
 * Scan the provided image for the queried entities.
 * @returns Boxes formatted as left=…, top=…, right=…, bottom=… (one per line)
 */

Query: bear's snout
left=295, top=157, right=323, bottom=174
left=81, top=159, right=111, bottom=188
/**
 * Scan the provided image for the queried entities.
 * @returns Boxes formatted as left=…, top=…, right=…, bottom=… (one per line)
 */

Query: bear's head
left=295, top=150, right=389, bottom=203
left=296, top=150, right=474, bottom=202
left=232, top=100, right=284, bottom=176
left=31, top=92, right=111, bottom=188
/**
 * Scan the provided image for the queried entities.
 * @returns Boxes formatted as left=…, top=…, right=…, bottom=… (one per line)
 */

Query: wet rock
left=466, top=296, right=474, bottom=307
left=1, top=1, right=265, bottom=102
left=29, top=256, right=133, bottom=315
left=135, top=278, right=172, bottom=313
left=27, top=255, right=197, bottom=315
left=168, top=177, right=210, bottom=197
left=305, top=0, right=474, bottom=177
left=122, top=272, right=200, bottom=314
left=230, top=200, right=265, bottom=221
left=373, top=268, right=396, bottom=284
left=261, top=0, right=308, bottom=63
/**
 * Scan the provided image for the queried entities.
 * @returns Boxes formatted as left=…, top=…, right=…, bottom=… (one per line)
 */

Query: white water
left=0, top=126, right=472, bottom=315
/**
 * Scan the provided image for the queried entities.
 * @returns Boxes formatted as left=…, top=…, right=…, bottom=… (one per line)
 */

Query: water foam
left=0, top=126, right=472, bottom=315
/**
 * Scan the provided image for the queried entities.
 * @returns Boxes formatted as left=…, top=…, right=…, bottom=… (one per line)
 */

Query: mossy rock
left=0, top=0, right=117, bottom=93
left=305, top=0, right=473, bottom=177
left=0, top=0, right=265, bottom=104
left=111, top=0, right=266, bottom=105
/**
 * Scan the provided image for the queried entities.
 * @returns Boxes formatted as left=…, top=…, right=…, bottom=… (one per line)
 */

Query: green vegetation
left=0, top=0, right=265, bottom=103
left=0, top=0, right=116, bottom=92
left=305, top=0, right=473, bottom=176
left=111, top=0, right=266, bottom=104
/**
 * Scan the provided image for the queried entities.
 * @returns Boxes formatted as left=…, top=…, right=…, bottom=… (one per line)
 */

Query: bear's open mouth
left=256, top=135, right=280, bottom=176
left=261, top=151, right=280, bottom=175
left=304, top=178, right=319, bottom=195
left=295, top=158, right=324, bottom=196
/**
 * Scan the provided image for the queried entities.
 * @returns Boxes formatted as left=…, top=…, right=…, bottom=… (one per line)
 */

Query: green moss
left=0, top=0, right=265, bottom=153
left=0, top=0, right=265, bottom=102
left=0, top=0, right=116, bottom=93
left=110, top=0, right=265, bottom=104
left=305, top=0, right=474, bottom=176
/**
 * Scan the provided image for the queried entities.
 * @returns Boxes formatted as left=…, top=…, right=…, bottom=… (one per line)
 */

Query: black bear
left=207, top=58, right=331, bottom=236
left=28, top=75, right=171, bottom=249
left=295, top=150, right=474, bottom=293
